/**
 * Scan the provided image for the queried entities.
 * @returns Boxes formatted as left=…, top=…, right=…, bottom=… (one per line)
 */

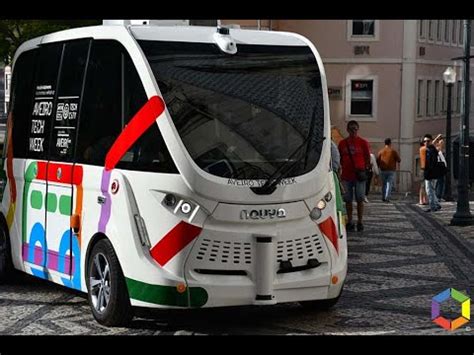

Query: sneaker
left=435, top=205, right=442, bottom=211
left=356, top=223, right=364, bottom=232
left=364, top=197, right=369, bottom=203
left=346, top=222, right=355, bottom=232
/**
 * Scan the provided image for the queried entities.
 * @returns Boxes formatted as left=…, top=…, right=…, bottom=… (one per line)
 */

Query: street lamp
left=451, top=19, right=474, bottom=226
left=442, top=66, right=456, bottom=201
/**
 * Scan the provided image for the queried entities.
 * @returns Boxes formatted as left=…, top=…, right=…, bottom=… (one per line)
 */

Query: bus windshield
left=139, top=40, right=325, bottom=180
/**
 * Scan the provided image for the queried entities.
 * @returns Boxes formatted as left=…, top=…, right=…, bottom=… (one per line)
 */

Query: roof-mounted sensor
left=213, top=26, right=237, bottom=55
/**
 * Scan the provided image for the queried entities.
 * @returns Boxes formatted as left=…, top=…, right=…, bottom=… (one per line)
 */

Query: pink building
left=222, top=19, right=474, bottom=191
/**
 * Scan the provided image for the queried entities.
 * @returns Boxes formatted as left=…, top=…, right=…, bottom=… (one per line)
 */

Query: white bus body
left=0, top=22, right=347, bottom=326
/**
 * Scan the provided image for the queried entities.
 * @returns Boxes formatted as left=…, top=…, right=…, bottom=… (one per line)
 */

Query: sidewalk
left=366, top=191, right=474, bottom=249
left=341, top=198, right=474, bottom=334
left=411, top=200, right=474, bottom=250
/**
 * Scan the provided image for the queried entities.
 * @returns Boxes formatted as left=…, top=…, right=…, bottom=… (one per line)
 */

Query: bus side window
left=115, top=53, right=178, bottom=174
left=27, top=44, right=63, bottom=160
left=10, top=50, right=38, bottom=159
left=76, top=40, right=122, bottom=166
left=50, top=40, right=90, bottom=162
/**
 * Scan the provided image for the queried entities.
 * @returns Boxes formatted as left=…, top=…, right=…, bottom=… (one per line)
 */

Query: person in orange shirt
left=377, top=138, right=401, bottom=202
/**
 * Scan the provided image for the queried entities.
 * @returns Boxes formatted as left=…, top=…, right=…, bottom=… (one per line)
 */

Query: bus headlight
left=310, top=193, right=331, bottom=221
left=317, top=199, right=327, bottom=210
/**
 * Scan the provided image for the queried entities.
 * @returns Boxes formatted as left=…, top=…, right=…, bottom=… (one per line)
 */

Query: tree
left=0, top=20, right=100, bottom=64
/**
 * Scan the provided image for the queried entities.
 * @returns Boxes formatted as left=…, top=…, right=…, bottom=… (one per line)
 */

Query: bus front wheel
left=0, top=223, right=13, bottom=284
left=86, top=239, right=133, bottom=326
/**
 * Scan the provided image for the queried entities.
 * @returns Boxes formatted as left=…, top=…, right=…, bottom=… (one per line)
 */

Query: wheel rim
left=89, top=253, right=111, bottom=314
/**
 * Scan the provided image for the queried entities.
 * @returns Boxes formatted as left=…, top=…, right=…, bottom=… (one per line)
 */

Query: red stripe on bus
left=105, top=96, right=165, bottom=171
left=318, top=216, right=339, bottom=254
left=36, top=161, right=48, bottom=181
left=150, top=222, right=202, bottom=266
left=45, top=162, right=83, bottom=185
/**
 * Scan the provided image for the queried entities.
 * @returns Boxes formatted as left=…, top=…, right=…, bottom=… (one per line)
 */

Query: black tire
left=0, top=222, right=13, bottom=284
left=299, top=287, right=343, bottom=310
left=86, top=239, right=133, bottom=326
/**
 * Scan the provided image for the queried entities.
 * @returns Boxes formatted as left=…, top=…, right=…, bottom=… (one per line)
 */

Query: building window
left=437, top=20, right=442, bottom=42
left=444, top=20, right=450, bottom=43
left=428, top=20, right=434, bottom=41
left=419, top=20, right=425, bottom=40
left=426, top=80, right=432, bottom=116
left=452, top=20, right=457, bottom=44
left=347, top=20, right=379, bottom=41
left=350, top=80, right=373, bottom=115
left=417, top=79, right=423, bottom=116
left=459, top=22, right=464, bottom=45
left=352, top=20, right=375, bottom=36
left=434, top=80, right=440, bottom=115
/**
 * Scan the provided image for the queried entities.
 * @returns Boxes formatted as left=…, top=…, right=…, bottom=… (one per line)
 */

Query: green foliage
left=0, top=20, right=101, bottom=64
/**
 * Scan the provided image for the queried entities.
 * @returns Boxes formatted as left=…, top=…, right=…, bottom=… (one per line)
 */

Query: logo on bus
left=240, top=208, right=286, bottom=220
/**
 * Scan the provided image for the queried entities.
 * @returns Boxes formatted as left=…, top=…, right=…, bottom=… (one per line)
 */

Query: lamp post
left=442, top=67, right=456, bottom=201
left=451, top=20, right=474, bottom=226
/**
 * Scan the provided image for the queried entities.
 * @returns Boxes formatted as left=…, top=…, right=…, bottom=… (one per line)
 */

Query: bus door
left=23, top=43, right=63, bottom=278
left=45, top=40, right=89, bottom=289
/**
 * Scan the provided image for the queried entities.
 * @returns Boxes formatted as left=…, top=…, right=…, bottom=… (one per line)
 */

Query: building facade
left=0, top=65, right=4, bottom=120
left=221, top=19, right=474, bottom=190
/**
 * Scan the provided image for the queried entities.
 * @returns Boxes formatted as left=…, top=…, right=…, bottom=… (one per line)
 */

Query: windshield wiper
left=251, top=135, right=325, bottom=195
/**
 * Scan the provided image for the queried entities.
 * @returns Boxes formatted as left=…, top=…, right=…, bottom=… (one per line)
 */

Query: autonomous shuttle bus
left=0, top=21, right=347, bottom=326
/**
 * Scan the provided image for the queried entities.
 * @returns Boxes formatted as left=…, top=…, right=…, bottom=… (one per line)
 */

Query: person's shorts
left=342, top=180, right=366, bottom=203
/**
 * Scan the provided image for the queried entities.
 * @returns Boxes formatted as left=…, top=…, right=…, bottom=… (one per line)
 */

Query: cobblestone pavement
left=0, top=201, right=473, bottom=335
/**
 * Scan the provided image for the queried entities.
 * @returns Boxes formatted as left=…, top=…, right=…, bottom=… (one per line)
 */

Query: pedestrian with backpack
left=421, top=134, right=442, bottom=212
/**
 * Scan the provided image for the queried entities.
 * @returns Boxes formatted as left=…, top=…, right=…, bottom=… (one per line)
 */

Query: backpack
left=424, top=146, right=447, bottom=180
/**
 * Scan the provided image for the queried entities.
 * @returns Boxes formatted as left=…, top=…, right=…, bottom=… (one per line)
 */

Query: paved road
left=0, top=201, right=473, bottom=335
